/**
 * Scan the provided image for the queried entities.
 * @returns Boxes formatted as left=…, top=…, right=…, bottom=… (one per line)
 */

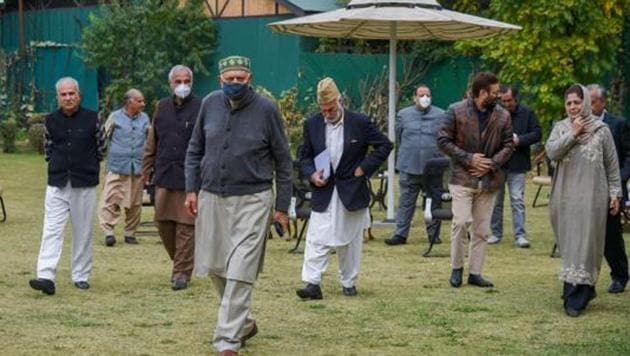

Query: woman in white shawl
left=546, top=84, right=621, bottom=317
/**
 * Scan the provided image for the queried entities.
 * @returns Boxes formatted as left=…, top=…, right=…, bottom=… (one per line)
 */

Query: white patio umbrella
left=269, top=0, right=521, bottom=221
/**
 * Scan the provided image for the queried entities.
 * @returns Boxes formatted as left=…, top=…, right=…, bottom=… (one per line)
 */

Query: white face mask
left=417, top=95, right=431, bottom=109
left=174, top=84, right=191, bottom=99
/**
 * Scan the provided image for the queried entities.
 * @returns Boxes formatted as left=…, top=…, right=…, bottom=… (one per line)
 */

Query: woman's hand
left=572, top=117, right=585, bottom=138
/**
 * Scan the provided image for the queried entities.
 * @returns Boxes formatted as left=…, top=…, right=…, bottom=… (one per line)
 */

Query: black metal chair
left=0, top=184, right=6, bottom=222
left=136, top=180, right=157, bottom=236
left=288, top=158, right=313, bottom=253
left=368, top=171, right=388, bottom=210
left=421, top=157, right=452, bottom=257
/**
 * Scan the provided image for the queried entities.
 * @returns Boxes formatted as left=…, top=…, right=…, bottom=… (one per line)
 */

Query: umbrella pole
left=385, top=22, right=397, bottom=222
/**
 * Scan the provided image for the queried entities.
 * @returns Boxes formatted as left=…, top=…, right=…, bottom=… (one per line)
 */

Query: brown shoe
left=241, top=322, right=258, bottom=347
left=218, top=350, right=238, bottom=356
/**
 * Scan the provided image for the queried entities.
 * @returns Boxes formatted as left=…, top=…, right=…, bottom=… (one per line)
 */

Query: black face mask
left=222, top=82, right=248, bottom=100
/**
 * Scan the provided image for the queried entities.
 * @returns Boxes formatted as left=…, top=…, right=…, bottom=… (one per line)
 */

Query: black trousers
left=563, top=283, right=595, bottom=311
left=604, top=212, right=629, bottom=284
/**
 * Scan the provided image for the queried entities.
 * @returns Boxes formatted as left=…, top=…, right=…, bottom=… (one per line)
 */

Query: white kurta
left=306, top=116, right=371, bottom=247
left=302, top=115, right=371, bottom=288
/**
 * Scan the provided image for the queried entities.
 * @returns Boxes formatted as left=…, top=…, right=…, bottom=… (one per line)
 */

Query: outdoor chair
left=288, top=156, right=313, bottom=253
left=0, top=184, right=6, bottom=222
left=531, top=150, right=553, bottom=208
left=623, top=200, right=630, bottom=231
left=422, top=157, right=453, bottom=257
left=136, top=178, right=157, bottom=236
left=368, top=171, right=388, bottom=210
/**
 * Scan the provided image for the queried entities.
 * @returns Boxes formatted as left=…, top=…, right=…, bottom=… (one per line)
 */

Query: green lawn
left=1, top=152, right=629, bottom=355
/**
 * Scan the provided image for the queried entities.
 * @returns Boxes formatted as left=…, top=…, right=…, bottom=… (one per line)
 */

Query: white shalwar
left=302, top=115, right=371, bottom=288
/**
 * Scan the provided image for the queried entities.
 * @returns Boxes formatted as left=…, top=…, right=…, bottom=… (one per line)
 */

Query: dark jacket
left=395, top=105, right=445, bottom=175
left=437, top=98, right=514, bottom=191
left=503, top=104, right=541, bottom=173
left=300, top=110, right=393, bottom=212
left=44, top=107, right=105, bottom=188
left=144, top=95, right=201, bottom=190
left=184, top=87, right=293, bottom=212
left=602, top=112, right=630, bottom=199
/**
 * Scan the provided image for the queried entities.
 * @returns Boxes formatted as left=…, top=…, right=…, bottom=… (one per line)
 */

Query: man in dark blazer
left=588, top=84, right=630, bottom=293
left=296, top=77, right=392, bottom=300
left=488, top=85, right=541, bottom=248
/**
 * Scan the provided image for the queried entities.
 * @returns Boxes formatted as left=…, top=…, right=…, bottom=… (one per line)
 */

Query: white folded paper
left=314, top=149, right=331, bottom=180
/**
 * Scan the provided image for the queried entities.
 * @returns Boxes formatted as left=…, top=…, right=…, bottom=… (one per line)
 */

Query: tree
left=81, top=0, right=217, bottom=115
left=455, top=0, right=630, bottom=132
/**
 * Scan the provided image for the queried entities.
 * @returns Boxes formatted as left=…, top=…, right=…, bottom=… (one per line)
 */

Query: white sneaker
left=487, top=235, right=501, bottom=244
left=515, top=237, right=530, bottom=248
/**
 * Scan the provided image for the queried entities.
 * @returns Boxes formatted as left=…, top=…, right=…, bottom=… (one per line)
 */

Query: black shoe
left=449, top=268, right=463, bottom=288
left=342, top=286, right=358, bottom=296
left=241, top=322, right=258, bottom=347
left=171, top=278, right=188, bottom=291
left=468, top=274, right=494, bottom=287
left=429, top=236, right=442, bottom=245
left=124, top=236, right=138, bottom=244
left=565, top=306, right=581, bottom=317
left=608, top=280, right=626, bottom=294
left=74, top=281, right=90, bottom=290
left=29, top=278, right=56, bottom=295
left=296, top=283, right=323, bottom=300
left=105, top=235, right=116, bottom=247
left=384, top=235, right=407, bottom=246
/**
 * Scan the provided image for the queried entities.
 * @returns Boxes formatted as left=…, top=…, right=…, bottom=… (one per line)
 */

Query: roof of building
left=280, top=0, right=342, bottom=14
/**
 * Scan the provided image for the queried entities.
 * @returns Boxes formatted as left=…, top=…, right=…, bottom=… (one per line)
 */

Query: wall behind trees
left=0, top=6, right=100, bottom=111
left=297, top=52, right=475, bottom=112
left=1, top=5, right=475, bottom=118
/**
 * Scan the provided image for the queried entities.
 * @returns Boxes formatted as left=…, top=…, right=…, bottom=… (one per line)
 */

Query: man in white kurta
left=297, top=78, right=392, bottom=299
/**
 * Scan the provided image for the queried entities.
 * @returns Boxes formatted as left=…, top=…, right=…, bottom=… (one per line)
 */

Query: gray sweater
left=185, top=87, right=293, bottom=212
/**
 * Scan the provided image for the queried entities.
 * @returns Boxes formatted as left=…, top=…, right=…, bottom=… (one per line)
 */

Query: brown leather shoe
left=218, top=350, right=238, bottom=356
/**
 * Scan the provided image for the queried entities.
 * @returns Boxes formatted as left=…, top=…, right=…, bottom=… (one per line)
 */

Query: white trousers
left=36, top=183, right=96, bottom=282
left=302, top=235, right=363, bottom=288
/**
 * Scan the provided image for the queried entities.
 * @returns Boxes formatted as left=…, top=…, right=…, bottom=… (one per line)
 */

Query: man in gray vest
left=144, top=65, right=201, bottom=291
left=385, top=85, right=445, bottom=246
left=185, top=55, right=292, bottom=355
left=100, top=89, right=150, bottom=247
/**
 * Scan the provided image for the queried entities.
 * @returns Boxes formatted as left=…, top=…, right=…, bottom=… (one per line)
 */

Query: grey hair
left=168, top=65, right=193, bottom=83
left=586, top=84, right=606, bottom=100
left=55, top=77, right=80, bottom=93
left=123, top=88, right=143, bottom=106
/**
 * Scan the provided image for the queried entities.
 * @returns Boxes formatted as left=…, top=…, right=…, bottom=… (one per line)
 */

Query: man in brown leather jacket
left=437, top=72, right=514, bottom=288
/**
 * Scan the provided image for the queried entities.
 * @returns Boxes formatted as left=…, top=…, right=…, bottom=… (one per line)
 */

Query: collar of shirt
left=416, top=106, right=431, bottom=115
left=598, top=109, right=607, bottom=121
left=123, top=108, right=141, bottom=119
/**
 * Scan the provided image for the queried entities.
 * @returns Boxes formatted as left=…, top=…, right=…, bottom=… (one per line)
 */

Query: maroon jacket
left=437, top=98, right=514, bottom=192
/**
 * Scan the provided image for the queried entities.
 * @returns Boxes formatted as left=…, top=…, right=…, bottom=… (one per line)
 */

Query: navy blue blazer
left=503, top=104, right=541, bottom=173
left=602, top=112, right=630, bottom=198
left=300, top=110, right=393, bottom=212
